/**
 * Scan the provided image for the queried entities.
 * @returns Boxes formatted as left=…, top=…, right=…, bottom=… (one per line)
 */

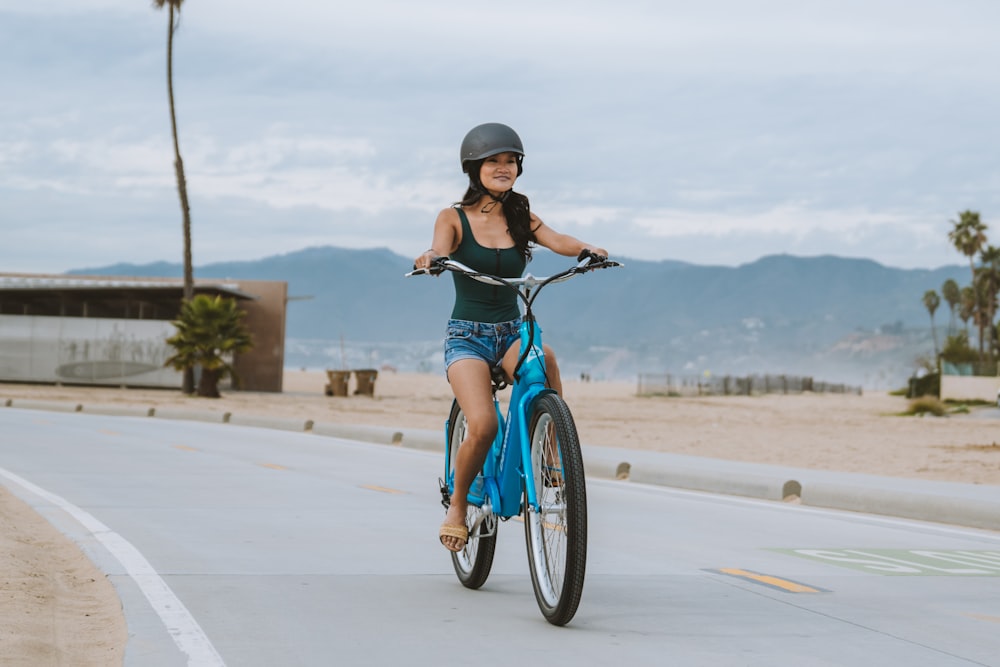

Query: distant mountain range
left=69, top=247, right=968, bottom=388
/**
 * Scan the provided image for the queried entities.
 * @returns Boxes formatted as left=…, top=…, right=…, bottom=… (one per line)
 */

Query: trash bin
left=325, top=370, right=350, bottom=397
left=353, top=369, right=379, bottom=396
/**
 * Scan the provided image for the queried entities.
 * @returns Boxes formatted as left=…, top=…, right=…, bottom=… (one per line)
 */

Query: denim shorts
left=443, top=318, right=522, bottom=372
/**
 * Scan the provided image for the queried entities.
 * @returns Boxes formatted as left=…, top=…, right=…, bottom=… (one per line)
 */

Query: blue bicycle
left=408, top=252, right=621, bottom=625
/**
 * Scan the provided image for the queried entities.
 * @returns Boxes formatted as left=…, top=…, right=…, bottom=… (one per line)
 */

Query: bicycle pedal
left=438, top=477, right=451, bottom=509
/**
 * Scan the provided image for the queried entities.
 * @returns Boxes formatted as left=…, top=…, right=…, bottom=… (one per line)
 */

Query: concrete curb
left=583, top=445, right=1000, bottom=532
left=308, top=422, right=442, bottom=450
left=79, top=405, right=156, bottom=418
left=4, top=398, right=84, bottom=413
left=225, top=413, right=312, bottom=433
left=149, top=407, right=230, bottom=424
left=3, top=398, right=999, bottom=531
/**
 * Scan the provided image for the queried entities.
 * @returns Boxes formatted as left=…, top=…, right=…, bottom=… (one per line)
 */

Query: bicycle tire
left=523, top=393, right=587, bottom=626
left=446, top=399, right=497, bottom=589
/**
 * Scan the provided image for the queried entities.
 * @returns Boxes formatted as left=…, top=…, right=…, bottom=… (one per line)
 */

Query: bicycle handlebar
left=406, top=253, right=622, bottom=291
left=407, top=252, right=622, bottom=317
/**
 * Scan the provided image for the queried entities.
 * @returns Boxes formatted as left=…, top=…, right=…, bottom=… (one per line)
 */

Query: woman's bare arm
left=532, top=214, right=607, bottom=258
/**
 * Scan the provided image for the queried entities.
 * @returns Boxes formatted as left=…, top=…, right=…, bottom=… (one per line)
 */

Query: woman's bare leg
left=501, top=342, right=562, bottom=395
left=501, top=342, right=564, bottom=481
left=441, top=358, right=497, bottom=551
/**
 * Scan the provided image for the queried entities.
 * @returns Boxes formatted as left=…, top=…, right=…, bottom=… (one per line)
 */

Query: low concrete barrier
left=802, top=479, right=1000, bottom=532
left=583, top=444, right=1000, bottom=531
left=3, top=399, right=83, bottom=413
left=583, top=447, right=787, bottom=500
left=226, top=414, right=312, bottom=432
left=81, top=405, right=156, bottom=418
left=309, top=422, right=441, bottom=451
left=150, top=407, right=230, bottom=424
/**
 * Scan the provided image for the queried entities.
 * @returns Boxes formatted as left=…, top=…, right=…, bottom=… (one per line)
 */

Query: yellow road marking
left=361, top=485, right=405, bottom=495
left=717, top=568, right=825, bottom=593
left=172, top=445, right=198, bottom=452
left=99, top=429, right=120, bottom=436
left=258, top=463, right=287, bottom=471
left=966, top=613, right=1000, bottom=625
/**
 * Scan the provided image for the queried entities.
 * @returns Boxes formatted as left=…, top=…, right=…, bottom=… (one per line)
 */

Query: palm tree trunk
left=197, top=367, right=222, bottom=398
left=166, top=3, right=195, bottom=393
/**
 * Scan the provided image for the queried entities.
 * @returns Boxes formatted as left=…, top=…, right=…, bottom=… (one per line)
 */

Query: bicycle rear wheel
left=523, top=393, right=587, bottom=626
left=446, top=399, right=497, bottom=589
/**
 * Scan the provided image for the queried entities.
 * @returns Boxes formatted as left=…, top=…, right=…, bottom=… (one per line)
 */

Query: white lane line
left=0, top=467, right=226, bottom=667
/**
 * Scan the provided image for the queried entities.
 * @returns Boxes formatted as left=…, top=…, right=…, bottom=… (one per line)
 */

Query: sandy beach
left=2, top=370, right=999, bottom=663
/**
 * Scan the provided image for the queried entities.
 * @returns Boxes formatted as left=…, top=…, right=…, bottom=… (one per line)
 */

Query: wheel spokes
left=528, top=412, right=570, bottom=603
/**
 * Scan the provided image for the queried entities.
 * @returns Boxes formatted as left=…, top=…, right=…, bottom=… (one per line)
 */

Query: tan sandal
left=439, top=523, right=468, bottom=552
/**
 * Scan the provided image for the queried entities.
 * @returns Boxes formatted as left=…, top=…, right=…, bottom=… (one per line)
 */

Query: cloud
left=1, top=1, right=998, bottom=275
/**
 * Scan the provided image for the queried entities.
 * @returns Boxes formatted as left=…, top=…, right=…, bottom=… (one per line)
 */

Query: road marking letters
left=775, top=549, right=1000, bottom=576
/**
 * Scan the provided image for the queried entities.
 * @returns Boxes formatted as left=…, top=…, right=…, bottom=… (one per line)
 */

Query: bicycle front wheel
left=523, top=393, right=587, bottom=626
left=446, top=399, right=497, bottom=589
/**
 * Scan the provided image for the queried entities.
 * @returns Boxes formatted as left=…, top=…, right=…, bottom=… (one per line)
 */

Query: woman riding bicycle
left=413, top=123, right=607, bottom=552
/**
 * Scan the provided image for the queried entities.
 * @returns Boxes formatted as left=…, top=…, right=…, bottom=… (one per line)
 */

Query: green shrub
left=902, top=396, right=947, bottom=416
left=943, top=398, right=991, bottom=407
left=940, top=332, right=979, bottom=364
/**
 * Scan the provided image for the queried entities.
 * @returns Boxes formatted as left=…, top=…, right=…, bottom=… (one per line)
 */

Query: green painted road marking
left=774, top=549, right=1000, bottom=576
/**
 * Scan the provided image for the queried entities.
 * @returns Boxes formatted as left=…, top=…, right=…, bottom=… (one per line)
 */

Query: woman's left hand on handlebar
left=414, top=250, right=440, bottom=270
left=581, top=246, right=609, bottom=261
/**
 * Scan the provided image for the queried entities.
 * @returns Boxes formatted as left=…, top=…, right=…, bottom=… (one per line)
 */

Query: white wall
left=940, top=374, right=1000, bottom=403
left=0, top=315, right=181, bottom=388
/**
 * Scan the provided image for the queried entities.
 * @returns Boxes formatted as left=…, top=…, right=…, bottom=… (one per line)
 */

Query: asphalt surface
left=2, top=405, right=1000, bottom=666
left=8, top=397, right=1000, bottom=531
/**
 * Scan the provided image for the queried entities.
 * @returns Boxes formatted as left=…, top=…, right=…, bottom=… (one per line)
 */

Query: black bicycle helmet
left=460, top=122, right=524, bottom=174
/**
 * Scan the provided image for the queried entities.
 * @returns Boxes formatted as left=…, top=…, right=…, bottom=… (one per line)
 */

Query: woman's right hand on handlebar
left=577, top=248, right=608, bottom=263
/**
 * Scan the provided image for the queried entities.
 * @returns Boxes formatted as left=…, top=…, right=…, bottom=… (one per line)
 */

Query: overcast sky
left=1, top=0, right=998, bottom=273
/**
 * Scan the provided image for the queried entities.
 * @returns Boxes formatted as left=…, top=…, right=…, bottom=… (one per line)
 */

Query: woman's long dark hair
left=458, top=159, right=534, bottom=262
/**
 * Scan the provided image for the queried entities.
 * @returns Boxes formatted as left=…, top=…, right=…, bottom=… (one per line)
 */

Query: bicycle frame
left=454, top=314, right=552, bottom=519
left=412, top=254, right=618, bottom=520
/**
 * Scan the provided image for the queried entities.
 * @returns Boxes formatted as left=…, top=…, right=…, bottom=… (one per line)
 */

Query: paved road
left=2, top=408, right=999, bottom=667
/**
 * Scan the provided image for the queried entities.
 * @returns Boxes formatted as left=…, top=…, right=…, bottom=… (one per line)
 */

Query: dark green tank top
left=450, top=208, right=526, bottom=322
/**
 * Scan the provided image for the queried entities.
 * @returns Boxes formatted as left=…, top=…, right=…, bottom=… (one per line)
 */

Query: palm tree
left=965, top=279, right=993, bottom=360
left=941, top=278, right=960, bottom=335
left=948, top=210, right=988, bottom=286
left=976, top=245, right=1000, bottom=360
left=959, top=285, right=975, bottom=336
left=164, top=295, right=253, bottom=398
left=922, top=289, right=941, bottom=356
left=154, top=0, right=195, bottom=393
